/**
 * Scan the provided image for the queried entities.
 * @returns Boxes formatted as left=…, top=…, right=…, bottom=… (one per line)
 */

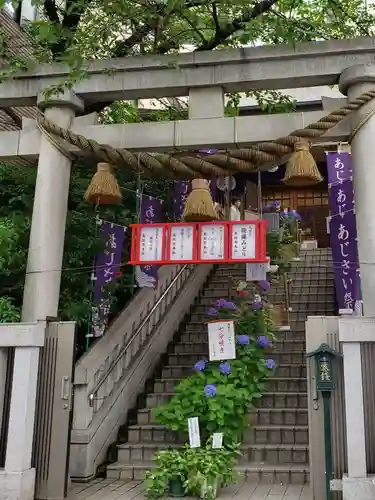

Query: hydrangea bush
left=153, top=287, right=276, bottom=444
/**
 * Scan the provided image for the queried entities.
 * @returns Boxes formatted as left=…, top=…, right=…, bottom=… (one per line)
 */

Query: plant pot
left=199, top=477, right=220, bottom=499
left=168, top=478, right=186, bottom=497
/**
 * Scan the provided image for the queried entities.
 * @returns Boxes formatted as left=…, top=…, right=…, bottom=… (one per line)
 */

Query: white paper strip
left=170, top=225, right=195, bottom=261
left=246, top=262, right=267, bottom=281
left=231, top=223, right=256, bottom=260
left=207, top=321, right=236, bottom=361
left=139, top=225, right=164, bottom=262
left=199, top=224, right=226, bottom=261
left=212, top=433, right=223, bottom=449
left=188, top=417, right=201, bottom=448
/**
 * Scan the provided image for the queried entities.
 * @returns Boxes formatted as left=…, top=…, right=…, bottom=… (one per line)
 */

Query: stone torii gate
left=1, top=35, right=375, bottom=500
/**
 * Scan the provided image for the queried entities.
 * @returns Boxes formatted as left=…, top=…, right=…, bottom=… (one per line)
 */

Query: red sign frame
left=129, top=220, right=267, bottom=265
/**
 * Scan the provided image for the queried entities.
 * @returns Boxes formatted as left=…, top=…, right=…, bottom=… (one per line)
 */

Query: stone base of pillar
left=0, top=468, right=35, bottom=500
left=343, top=475, right=375, bottom=500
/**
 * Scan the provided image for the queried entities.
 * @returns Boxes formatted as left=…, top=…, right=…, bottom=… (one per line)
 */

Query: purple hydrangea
left=257, top=335, right=271, bottom=348
left=194, top=360, right=207, bottom=372
left=259, top=280, right=270, bottom=292
left=224, top=301, right=236, bottom=311
left=204, top=384, right=217, bottom=397
left=237, top=334, right=250, bottom=345
left=219, top=362, right=231, bottom=376
left=266, top=359, right=276, bottom=370
left=252, top=301, right=264, bottom=311
left=215, top=299, right=227, bottom=308
left=207, top=307, right=218, bottom=316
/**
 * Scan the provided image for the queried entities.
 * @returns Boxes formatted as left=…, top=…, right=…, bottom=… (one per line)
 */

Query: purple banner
left=91, top=220, right=126, bottom=337
left=136, top=194, right=164, bottom=288
left=172, top=181, right=191, bottom=220
left=327, top=152, right=361, bottom=311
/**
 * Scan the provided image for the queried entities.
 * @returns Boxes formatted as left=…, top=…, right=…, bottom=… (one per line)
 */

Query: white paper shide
left=140, top=226, right=164, bottom=262
left=207, top=320, right=236, bottom=361
left=188, top=417, right=201, bottom=448
left=231, top=223, right=256, bottom=260
left=170, top=225, right=195, bottom=261
left=200, top=224, right=225, bottom=261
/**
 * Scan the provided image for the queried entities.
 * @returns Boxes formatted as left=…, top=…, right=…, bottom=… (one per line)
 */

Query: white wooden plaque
left=169, top=225, right=195, bottom=261
left=188, top=417, right=201, bottom=448
left=231, top=223, right=256, bottom=260
left=199, top=224, right=226, bottom=261
left=139, top=226, right=164, bottom=262
left=212, top=433, right=223, bottom=449
left=207, top=320, right=236, bottom=361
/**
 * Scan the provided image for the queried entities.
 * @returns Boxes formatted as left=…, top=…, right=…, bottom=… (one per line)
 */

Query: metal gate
left=33, top=321, right=76, bottom=500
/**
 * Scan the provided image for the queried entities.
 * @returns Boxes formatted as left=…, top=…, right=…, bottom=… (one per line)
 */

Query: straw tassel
left=283, top=141, right=323, bottom=186
left=183, top=178, right=217, bottom=222
left=84, top=162, right=122, bottom=205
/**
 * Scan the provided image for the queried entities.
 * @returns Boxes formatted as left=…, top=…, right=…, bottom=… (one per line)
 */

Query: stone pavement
left=71, top=479, right=312, bottom=500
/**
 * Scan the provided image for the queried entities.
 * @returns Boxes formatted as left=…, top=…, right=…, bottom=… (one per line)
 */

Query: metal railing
left=88, top=264, right=190, bottom=406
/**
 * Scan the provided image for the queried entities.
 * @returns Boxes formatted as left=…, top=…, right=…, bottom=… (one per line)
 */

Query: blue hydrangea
left=204, top=384, right=217, bottom=397
left=219, top=362, right=231, bottom=376
left=259, top=280, right=270, bottom=292
left=266, top=359, right=276, bottom=370
left=224, top=301, right=236, bottom=311
left=215, top=299, right=227, bottom=308
left=237, top=334, right=250, bottom=345
left=252, top=301, right=263, bottom=311
left=257, top=335, right=271, bottom=348
left=194, top=360, right=207, bottom=372
left=207, top=307, right=218, bottom=316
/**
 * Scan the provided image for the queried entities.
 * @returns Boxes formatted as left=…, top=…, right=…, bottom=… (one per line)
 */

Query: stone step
left=189, top=309, right=332, bottom=322
left=107, top=461, right=309, bottom=484
left=153, top=377, right=307, bottom=394
left=160, top=363, right=307, bottom=379
left=183, top=321, right=305, bottom=333
left=116, top=442, right=309, bottom=466
left=126, top=424, right=309, bottom=446
left=145, top=392, right=307, bottom=409
left=179, top=329, right=305, bottom=342
left=166, top=351, right=305, bottom=366
left=172, top=340, right=305, bottom=355
left=136, top=407, right=308, bottom=426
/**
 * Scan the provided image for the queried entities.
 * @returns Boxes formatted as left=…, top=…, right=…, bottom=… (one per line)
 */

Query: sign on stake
left=207, top=320, right=236, bottom=361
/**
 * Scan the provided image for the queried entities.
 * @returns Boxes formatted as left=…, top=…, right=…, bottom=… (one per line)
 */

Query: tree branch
left=196, top=0, right=280, bottom=51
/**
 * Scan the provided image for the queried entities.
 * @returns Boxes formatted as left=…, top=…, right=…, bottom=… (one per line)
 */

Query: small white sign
left=169, top=225, right=195, bottom=261
left=188, top=417, right=201, bottom=448
left=246, top=262, right=267, bottom=281
left=231, top=223, right=256, bottom=260
left=139, top=226, right=164, bottom=262
left=212, top=433, right=223, bottom=449
left=207, top=320, right=236, bottom=361
left=199, top=224, right=226, bottom=261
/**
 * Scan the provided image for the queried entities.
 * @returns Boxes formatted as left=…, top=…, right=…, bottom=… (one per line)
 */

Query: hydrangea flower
left=259, top=280, right=270, bottom=292
left=216, top=299, right=227, bottom=308
left=204, top=384, right=217, bottom=397
left=207, top=307, right=218, bottom=316
left=237, top=334, right=250, bottom=345
left=224, top=301, right=236, bottom=311
left=252, top=301, right=263, bottom=311
left=238, top=290, right=249, bottom=297
left=266, top=359, right=276, bottom=370
left=194, top=360, right=207, bottom=372
left=219, top=362, right=231, bottom=376
left=257, top=335, right=271, bottom=348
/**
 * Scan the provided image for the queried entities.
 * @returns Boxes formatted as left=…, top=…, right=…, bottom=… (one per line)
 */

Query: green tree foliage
left=0, top=0, right=374, bottom=329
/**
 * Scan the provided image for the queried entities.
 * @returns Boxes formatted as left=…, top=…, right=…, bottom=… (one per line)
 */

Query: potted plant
left=184, top=442, right=241, bottom=500
left=145, top=448, right=188, bottom=499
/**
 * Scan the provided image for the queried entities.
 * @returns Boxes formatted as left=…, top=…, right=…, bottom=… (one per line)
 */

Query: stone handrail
left=70, top=263, right=213, bottom=480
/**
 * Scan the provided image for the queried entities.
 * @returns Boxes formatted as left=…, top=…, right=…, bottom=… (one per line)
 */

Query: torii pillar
left=22, top=90, right=84, bottom=321
left=339, top=65, right=375, bottom=317
left=336, top=65, right=375, bottom=500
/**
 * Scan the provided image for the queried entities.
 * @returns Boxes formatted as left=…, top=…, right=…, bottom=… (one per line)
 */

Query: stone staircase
left=106, top=248, right=335, bottom=485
